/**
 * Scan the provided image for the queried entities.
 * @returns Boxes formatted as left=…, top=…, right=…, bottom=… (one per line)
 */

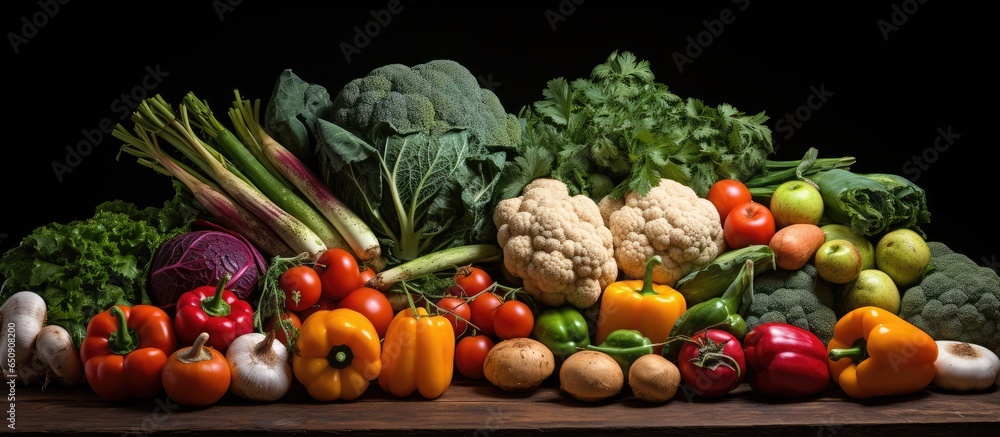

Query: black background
left=1, top=1, right=995, bottom=271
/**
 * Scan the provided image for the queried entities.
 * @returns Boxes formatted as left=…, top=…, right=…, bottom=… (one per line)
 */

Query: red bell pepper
left=79, top=304, right=178, bottom=401
left=173, top=275, right=254, bottom=353
left=742, top=322, right=831, bottom=398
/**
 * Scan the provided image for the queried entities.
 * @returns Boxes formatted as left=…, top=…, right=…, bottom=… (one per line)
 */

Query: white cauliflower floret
left=494, top=178, right=618, bottom=309
left=599, top=178, right=725, bottom=286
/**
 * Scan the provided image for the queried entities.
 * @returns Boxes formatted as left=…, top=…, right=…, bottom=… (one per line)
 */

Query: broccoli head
left=331, top=59, right=520, bottom=149
left=745, top=262, right=837, bottom=345
left=899, top=241, right=1000, bottom=356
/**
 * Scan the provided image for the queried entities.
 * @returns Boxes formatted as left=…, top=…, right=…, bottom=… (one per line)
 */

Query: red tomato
left=279, top=265, right=323, bottom=312
left=707, top=179, right=752, bottom=225
left=677, top=329, right=746, bottom=398
left=337, top=287, right=394, bottom=339
left=449, top=266, right=494, bottom=297
left=455, top=334, right=494, bottom=380
left=436, top=297, right=471, bottom=337
left=724, top=201, right=776, bottom=249
left=264, top=311, right=301, bottom=351
left=314, top=248, right=362, bottom=300
left=296, top=296, right=339, bottom=322
left=492, top=300, right=534, bottom=340
left=468, top=291, right=503, bottom=337
left=358, top=266, right=377, bottom=288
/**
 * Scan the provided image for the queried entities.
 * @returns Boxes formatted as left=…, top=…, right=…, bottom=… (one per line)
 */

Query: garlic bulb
left=0, top=291, right=47, bottom=369
left=226, top=331, right=292, bottom=402
left=34, top=324, right=84, bottom=388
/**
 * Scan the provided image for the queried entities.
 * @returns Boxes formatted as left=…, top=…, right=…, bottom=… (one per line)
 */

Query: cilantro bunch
left=499, top=50, right=774, bottom=201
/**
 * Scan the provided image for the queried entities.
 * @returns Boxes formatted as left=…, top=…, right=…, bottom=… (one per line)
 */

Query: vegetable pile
left=3, top=50, right=1000, bottom=412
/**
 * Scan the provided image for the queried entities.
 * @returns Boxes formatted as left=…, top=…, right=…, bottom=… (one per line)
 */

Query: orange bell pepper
left=595, top=255, right=686, bottom=354
left=292, top=308, right=382, bottom=401
left=378, top=306, right=455, bottom=399
left=827, top=306, right=938, bottom=399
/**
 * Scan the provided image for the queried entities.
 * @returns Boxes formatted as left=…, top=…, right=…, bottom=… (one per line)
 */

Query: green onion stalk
left=743, top=147, right=856, bottom=199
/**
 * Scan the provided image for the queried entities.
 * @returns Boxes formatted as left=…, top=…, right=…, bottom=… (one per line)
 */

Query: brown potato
left=628, top=354, right=681, bottom=403
left=483, top=337, right=555, bottom=392
left=559, top=350, right=624, bottom=402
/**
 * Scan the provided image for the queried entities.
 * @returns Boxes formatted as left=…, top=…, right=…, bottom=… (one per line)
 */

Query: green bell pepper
left=532, top=306, right=591, bottom=363
left=663, top=259, right=755, bottom=362
left=585, top=328, right=653, bottom=375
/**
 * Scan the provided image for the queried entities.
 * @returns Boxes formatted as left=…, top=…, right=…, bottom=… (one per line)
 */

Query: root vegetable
left=33, top=325, right=84, bottom=388
left=769, top=223, right=826, bottom=270
left=483, top=337, right=554, bottom=392
left=0, top=291, right=47, bottom=368
left=627, top=354, right=681, bottom=403
left=559, top=350, right=624, bottom=402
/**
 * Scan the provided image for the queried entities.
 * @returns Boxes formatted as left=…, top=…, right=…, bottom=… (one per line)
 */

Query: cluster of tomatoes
left=706, top=179, right=776, bottom=249
left=267, top=248, right=390, bottom=346
left=269, top=248, right=535, bottom=381
left=436, top=266, right=536, bottom=380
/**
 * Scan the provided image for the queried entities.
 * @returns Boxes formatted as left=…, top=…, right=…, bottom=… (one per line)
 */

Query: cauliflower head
left=493, top=178, right=618, bottom=309
left=899, top=241, right=1000, bottom=356
left=599, top=178, right=725, bottom=287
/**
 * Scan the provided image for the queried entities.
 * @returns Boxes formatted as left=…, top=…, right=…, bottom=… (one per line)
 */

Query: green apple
left=875, top=228, right=932, bottom=288
left=821, top=224, right=876, bottom=270
left=813, top=239, right=863, bottom=285
left=840, top=269, right=900, bottom=314
left=769, top=180, right=824, bottom=228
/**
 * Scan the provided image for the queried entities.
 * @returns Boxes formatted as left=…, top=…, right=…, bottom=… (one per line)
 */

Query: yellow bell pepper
left=292, top=308, right=382, bottom=401
left=378, top=306, right=455, bottom=399
left=595, top=255, right=686, bottom=354
left=827, top=306, right=939, bottom=399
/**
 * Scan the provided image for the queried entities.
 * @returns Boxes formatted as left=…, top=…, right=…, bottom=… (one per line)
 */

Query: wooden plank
left=9, top=377, right=1000, bottom=435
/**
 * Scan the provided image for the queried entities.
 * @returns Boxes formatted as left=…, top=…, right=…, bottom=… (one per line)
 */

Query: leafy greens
left=0, top=183, right=197, bottom=347
left=265, top=62, right=516, bottom=267
left=498, top=50, right=775, bottom=201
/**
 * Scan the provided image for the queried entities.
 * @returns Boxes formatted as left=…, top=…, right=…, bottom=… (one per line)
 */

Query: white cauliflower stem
left=493, top=178, right=618, bottom=309
left=599, top=178, right=726, bottom=286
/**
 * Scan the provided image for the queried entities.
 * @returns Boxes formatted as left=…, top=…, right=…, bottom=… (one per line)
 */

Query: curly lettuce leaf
left=0, top=185, right=195, bottom=347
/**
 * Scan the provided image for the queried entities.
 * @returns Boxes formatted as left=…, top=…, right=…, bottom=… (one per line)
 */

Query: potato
left=483, top=337, right=555, bottom=392
left=628, top=354, right=681, bottom=403
left=559, top=350, right=624, bottom=402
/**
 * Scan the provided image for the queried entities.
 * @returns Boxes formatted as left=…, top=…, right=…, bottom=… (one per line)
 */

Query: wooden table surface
left=10, top=375, right=1000, bottom=436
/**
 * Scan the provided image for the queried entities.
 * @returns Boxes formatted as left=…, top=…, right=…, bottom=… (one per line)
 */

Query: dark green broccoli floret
left=331, top=59, right=520, bottom=149
left=745, top=263, right=837, bottom=345
left=899, top=241, right=1000, bottom=356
